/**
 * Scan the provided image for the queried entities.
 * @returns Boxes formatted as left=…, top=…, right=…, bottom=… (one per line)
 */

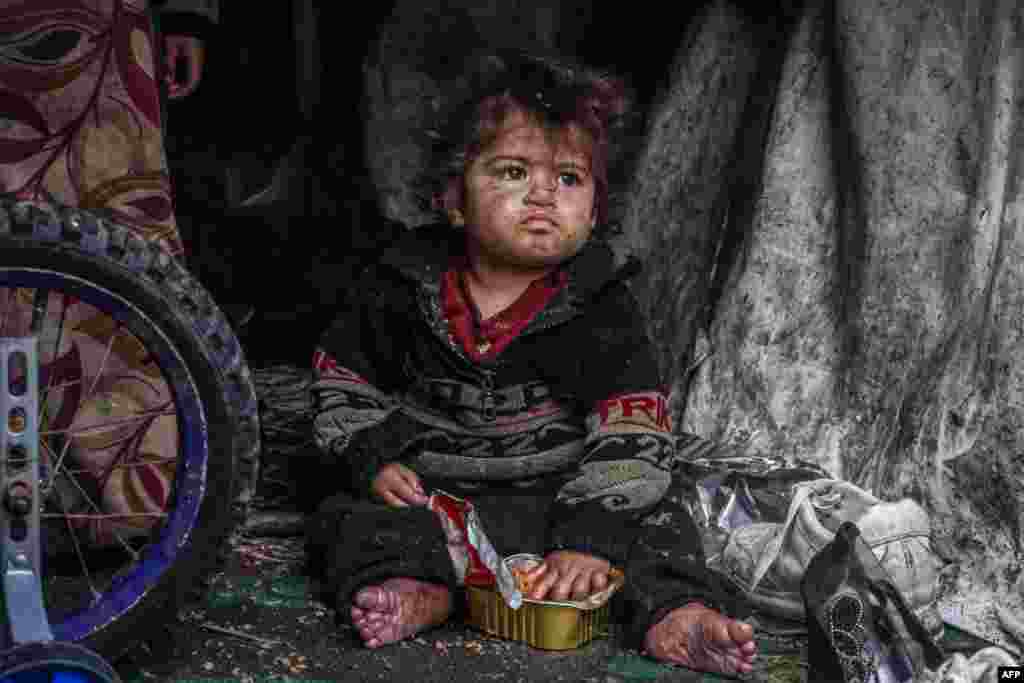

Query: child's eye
left=499, top=166, right=527, bottom=181
left=559, top=172, right=581, bottom=186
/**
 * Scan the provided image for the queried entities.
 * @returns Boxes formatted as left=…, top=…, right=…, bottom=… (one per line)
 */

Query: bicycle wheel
left=0, top=198, right=260, bottom=659
left=0, top=642, right=119, bottom=683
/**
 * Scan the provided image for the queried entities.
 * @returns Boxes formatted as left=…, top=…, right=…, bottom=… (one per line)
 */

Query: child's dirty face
left=453, top=108, right=597, bottom=271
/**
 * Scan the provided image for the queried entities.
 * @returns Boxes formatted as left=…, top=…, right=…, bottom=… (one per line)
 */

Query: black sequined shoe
left=801, top=521, right=943, bottom=682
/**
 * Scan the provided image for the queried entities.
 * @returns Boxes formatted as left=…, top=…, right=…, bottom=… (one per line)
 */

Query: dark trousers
left=305, top=468, right=747, bottom=648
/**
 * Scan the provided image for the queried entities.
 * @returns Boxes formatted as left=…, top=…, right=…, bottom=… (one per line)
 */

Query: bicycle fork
left=0, top=337, right=52, bottom=647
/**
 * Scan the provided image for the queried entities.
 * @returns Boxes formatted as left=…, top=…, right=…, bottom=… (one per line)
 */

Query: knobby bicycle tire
left=0, top=198, right=260, bottom=660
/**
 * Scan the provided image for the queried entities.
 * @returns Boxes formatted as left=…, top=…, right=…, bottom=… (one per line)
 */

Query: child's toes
left=354, top=586, right=388, bottom=611
left=356, top=618, right=385, bottom=643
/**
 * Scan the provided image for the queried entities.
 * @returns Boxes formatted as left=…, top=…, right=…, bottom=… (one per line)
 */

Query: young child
left=305, top=51, right=757, bottom=676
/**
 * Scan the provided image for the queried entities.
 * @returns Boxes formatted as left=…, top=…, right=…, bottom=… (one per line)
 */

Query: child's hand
left=523, top=551, right=611, bottom=602
left=371, top=463, right=429, bottom=507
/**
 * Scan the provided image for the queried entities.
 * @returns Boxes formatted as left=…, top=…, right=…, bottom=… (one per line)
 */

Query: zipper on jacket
left=420, top=312, right=502, bottom=413
left=418, top=284, right=570, bottom=421
left=479, top=369, right=497, bottom=422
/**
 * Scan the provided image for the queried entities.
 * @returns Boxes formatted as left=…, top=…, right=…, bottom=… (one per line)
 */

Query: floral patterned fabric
left=0, top=0, right=182, bottom=255
left=0, top=1, right=192, bottom=548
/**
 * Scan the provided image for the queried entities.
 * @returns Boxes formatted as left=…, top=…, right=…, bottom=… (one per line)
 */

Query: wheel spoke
left=0, top=288, right=11, bottom=335
left=45, top=322, right=121, bottom=490
left=49, top=438, right=75, bottom=493
left=40, top=406, right=176, bottom=439
left=46, top=463, right=142, bottom=560
left=37, top=291, right=71, bottom=435
left=39, top=435, right=175, bottom=479
left=84, top=316, right=119, bottom=401
left=55, top=458, right=177, bottom=477
left=0, top=287, right=29, bottom=336
left=38, top=377, right=84, bottom=403
left=29, top=287, right=48, bottom=334
left=52, top=483, right=103, bottom=604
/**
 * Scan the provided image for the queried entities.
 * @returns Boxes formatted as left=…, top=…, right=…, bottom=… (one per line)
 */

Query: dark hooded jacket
left=310, top=223, right=677, bottom=569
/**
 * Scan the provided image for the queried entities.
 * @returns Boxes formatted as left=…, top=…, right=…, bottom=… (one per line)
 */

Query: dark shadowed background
left=163, top=0, right=799, bottom=367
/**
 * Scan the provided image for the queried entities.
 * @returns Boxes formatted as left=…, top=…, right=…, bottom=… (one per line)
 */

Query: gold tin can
left=464, top=554, right=625, bottom=650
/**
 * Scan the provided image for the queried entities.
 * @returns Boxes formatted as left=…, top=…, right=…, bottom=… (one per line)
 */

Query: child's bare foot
left=350, top=578, right=452, bottom=648
left=644, top=602, right=757, bottom=676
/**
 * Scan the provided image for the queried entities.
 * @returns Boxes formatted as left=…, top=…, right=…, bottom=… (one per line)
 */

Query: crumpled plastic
left=697, top=472, right=760, bottom=532
left=938, top=595, right=1024, bottom=660
left=916, top=646, right=1019, bottom=683
left=677, top=453, right=831, bottom=560
left=686, top=455, right=830, bottom=529
left=681, top=452, right=1024, bottom=661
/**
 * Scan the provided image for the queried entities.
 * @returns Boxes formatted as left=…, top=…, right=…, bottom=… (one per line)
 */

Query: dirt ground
left=103, top=366, right=803, bottom=682
left=111, top=525, right=810, bottom=683
left=106, top=365, right=992, bottom=683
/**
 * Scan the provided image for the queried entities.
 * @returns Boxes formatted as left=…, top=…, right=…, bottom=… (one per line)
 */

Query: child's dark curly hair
left=417, top=50, right=635, bottom=231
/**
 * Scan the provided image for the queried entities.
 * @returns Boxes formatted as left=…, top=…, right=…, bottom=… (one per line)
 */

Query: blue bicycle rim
left=0, top=642, right=119, bottom=683
left=2, top=669, right=97, bottom=682
left=1, top=269, right=207, bottom=644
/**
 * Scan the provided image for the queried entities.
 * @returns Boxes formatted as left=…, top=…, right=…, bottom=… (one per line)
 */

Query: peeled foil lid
left=465, top=506, right=523, bottom=609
